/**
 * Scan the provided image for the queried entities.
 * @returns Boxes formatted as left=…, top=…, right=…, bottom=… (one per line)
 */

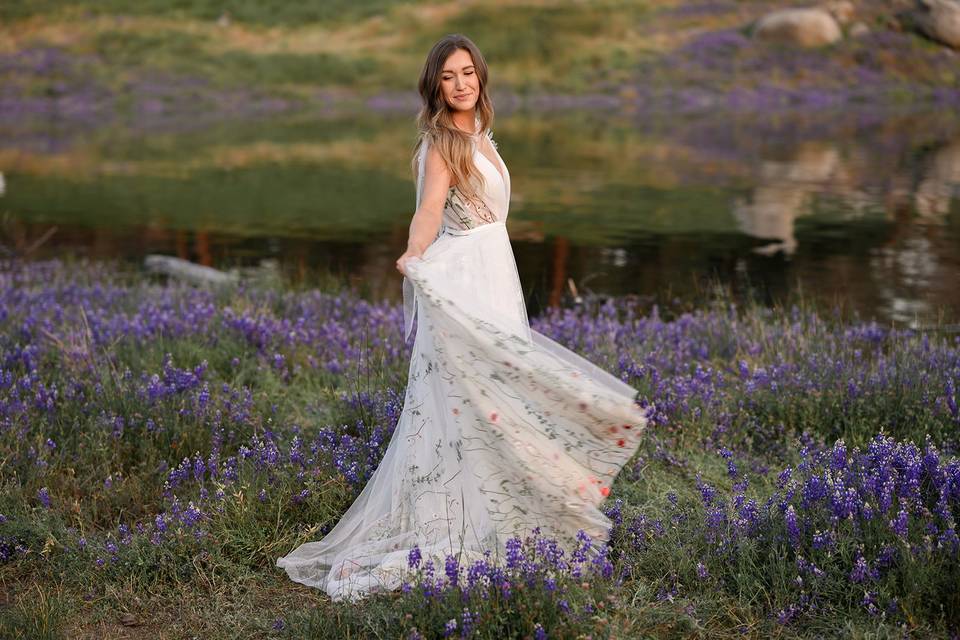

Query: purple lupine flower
left=784, top=505, right=800, bottom=548
left=443, top=618, right=457, bottom=638
left=849, top=555, right=871, bottom=583
left=696, top=562, right=709, bottom=579
left=460, top=609, right=477, bottom=637
left=505, top=537, right=523, bottom=569
left=408, top=545, right=422, bottom=569
left=889, top=507, right=909, bottom=538
left=444, top=553, right=459, bottom=587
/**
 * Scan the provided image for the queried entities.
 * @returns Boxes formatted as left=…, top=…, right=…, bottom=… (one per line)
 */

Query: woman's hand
left=395, top=247, right=423, bottom=277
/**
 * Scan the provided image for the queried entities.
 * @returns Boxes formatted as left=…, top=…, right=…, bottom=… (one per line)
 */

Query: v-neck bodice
left=440, top=131, right=511, bottom=232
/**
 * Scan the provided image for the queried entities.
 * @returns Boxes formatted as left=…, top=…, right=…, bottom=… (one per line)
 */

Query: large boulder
left=913, top=0, right=960, bottom=49
left=752, top=8, right=844, bottom=47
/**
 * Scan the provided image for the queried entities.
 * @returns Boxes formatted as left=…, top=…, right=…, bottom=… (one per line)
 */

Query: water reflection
left=0, top=108, right=957, bottom=325
left=915, top=137, right=960, bottom=221
left=732, top=143, right=841, bottom=256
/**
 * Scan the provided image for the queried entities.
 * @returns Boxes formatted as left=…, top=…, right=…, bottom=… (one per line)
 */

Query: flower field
left=1, top=256, right=958, bottom=638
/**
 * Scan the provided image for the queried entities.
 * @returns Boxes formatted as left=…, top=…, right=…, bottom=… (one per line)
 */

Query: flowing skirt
left=276, top=221, right=649, bottom=601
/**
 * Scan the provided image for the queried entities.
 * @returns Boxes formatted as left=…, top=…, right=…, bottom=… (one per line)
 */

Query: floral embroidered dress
left=276, top=122, right=650, bottom=602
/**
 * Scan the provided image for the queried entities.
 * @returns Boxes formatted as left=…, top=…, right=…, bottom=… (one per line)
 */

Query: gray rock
left=913, top=0, right=960, bottom=49
left=753, top=8, right=844, bottom=47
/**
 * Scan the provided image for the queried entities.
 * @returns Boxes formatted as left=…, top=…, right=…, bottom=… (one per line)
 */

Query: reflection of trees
left=732, top=143, right=841, bottom=256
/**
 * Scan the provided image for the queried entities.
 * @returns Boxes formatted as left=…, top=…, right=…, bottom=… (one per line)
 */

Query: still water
left=1, top=105, right=958, bottom=326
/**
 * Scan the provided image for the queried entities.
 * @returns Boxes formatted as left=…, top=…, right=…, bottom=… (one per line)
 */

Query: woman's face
left=440, top=48, right=479, bottom=114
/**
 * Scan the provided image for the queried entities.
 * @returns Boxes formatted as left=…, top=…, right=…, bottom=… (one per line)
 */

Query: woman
left=276, top=34, right=650, bottom=602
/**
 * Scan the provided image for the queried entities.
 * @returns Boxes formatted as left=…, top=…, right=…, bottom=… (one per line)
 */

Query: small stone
left=849, top=21, right=871, bottom=37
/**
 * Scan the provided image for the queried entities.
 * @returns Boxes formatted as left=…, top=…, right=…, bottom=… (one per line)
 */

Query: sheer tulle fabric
left=276, top=132, right=650, bottom=602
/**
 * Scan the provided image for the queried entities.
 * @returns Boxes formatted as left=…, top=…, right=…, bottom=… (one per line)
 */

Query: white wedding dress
left=276, top=124, right=650, bottom=601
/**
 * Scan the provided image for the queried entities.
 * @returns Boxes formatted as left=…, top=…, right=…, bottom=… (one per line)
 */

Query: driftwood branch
left=143, top=254, right=240, bottom=287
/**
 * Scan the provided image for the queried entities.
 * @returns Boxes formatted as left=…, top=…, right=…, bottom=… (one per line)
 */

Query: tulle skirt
left=276, top=220, right=649, bottom=601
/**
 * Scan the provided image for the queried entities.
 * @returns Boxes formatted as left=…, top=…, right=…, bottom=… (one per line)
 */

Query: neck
left=452, top=109, right=478, bottom=134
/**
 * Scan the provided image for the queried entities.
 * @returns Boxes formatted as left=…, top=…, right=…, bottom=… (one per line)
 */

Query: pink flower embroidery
left=489, top=411, right=499, bottom=423
left=578, top=401, right=588, bottom=411
left=600, top=486, right=610, bottom=497
left=452, top=407, right=460, bottom=415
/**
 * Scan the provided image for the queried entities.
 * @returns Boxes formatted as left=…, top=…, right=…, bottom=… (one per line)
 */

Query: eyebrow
left=441, top=65, right=475, bottom=73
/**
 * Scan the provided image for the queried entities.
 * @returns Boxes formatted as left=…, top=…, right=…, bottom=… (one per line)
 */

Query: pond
left=2, top=103, right=958, bottom=326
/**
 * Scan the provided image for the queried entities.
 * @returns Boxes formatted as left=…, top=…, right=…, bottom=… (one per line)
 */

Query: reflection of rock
left=752, top=8, right=843, bottom=47
left=870, top=234, right=938, bottom=324
left=914, top=138, right=960, bottom=220
left=911, top=0, right=960, bottom=49
left=733, top=145, right=841, bottom=256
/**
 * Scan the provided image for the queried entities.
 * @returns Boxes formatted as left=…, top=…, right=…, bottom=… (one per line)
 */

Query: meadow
left=1, top=256, right=958, bottom=638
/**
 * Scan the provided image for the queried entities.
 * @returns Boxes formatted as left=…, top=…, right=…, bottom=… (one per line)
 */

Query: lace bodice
left=415, top=128, right=511, bottom=234
left=441, top=132, right=511, bottom=232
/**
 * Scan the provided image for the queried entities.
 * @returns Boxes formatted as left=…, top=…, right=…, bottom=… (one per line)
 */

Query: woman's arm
left=396, top=144, right=453, bottom=274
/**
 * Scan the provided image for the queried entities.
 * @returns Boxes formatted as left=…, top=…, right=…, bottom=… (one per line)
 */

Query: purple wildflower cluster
left=398, top=526, right=618, bottom=639
left=643, top=435, right=960, bottom=626
left=533, top=298, right=960, bottom=456
left=627, top=25, right=960, bottom=112
left=2, top=257, right=959, bottom=635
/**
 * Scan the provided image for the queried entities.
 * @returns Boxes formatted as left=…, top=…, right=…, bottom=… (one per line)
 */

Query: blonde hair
left=411, top=34, right=495, bottom=206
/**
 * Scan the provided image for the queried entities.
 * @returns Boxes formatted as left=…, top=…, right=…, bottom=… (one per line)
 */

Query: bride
left=276, top=34, right=650, bottom=602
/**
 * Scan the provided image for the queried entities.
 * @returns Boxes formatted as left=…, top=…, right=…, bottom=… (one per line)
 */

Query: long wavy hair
left=411, top=34, right=495, bottom=206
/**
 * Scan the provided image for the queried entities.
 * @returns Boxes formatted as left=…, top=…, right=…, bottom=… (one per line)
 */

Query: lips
left=454, top=94, right=471, bottom=100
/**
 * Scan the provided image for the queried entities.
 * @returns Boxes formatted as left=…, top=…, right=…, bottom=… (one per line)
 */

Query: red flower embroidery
left=609, top=426, right=618, bottom=434
left=489, top=411, right=499, bottom=423
left=623, top=424, right=632, bottom=430
left=617, top=439, right=626, bottom=447
left=578, top=401, right=588, bottom=411
left=600, top=486, right=610, bottom=497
